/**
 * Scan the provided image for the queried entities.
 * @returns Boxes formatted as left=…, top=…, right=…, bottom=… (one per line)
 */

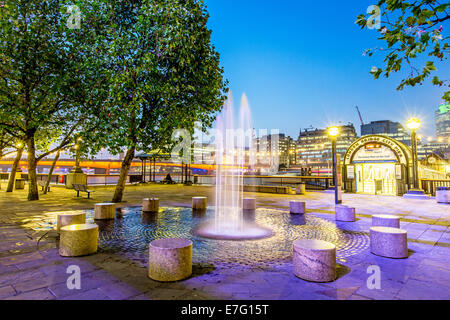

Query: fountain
left=196, top=93, right=273, bottom=240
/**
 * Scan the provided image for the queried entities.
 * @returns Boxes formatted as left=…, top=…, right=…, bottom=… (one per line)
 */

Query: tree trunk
left=26, top=135, right=39, bottom=201
left=6, top=148, right=24, bottom=192
left=112, top=147, right=135, bottom=203
left=43, top=150, right=60, bottom=194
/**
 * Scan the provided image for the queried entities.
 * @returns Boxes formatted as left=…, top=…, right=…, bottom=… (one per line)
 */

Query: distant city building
left=361, top=120, right=411, bottom=146
left=361, top=120, right=400, bottom=135
left=436, top=103, right=450, bottom=141
left=417, top=141, right=450, bottom=160
left=254, top=133, right=295, bottom=169
left=193, top=143, right=216, bottom=165
left=296, top=123, right=357, bottom=173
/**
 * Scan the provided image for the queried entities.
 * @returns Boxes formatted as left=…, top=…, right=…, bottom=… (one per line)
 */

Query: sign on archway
left=344, top=135, right=411, bottom=166
left=343, top=135, right=412, bottom=196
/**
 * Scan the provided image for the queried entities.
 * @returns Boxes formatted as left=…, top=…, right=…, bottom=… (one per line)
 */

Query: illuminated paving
left=1, top=186, right=449, bottom=300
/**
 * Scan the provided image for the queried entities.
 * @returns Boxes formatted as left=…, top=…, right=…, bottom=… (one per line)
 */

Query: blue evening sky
left=205, top=0, right=449, bottom=138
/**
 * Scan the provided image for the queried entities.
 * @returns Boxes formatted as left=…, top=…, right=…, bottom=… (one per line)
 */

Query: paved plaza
left=0, top=183, right=449, bottom=300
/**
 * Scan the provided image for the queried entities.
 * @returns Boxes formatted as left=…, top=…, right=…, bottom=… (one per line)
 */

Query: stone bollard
left=243, top=198, right=256, bottom=211
left=192, top=197, right=207, bottom=211
left=94, top=203, right=116, bottom=220
left=372, top=214, right=401, bottom=228
left=436, top=187, right=450, bottom=204
left=143, top=198, right=159, bottom=213
left=335, top=205, right=356, bottom=222
left=148, top=238, right=193, bottom=282
left=56, top=212, right=86, bottom=233
left=370, top=227, right=408, bottom=259
left=296, top=183, right=306, bottom=195
left=59, top=224, right=99, bottom=257
left=290, top=201, right=306, bottom=214
left=293, top=239, right=336, bottom=282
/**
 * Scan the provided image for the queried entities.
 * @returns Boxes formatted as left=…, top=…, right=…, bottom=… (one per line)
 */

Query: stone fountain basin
left=194, top=221, right=273, bottom=241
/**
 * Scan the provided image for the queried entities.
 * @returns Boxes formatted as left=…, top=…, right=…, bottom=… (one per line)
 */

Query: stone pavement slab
left=0, top=183, right=449, bottom=300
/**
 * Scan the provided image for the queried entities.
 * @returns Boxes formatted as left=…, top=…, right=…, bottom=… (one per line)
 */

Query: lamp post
left=406, top=117, right=421, bottom=190
left=327, top=126, right=341, bottom=205
left=66, top=137, right=87, bottom=189
left=71, top=137, right=83, bottom=173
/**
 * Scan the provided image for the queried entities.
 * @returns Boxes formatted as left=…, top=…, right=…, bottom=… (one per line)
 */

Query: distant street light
left=71, top=138, right=83, bottom=174
left=406, top=117, right=421, bottom=190
left=327, top=126, right=341, bottom=205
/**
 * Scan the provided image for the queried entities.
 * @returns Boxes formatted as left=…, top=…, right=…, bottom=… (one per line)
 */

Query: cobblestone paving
left=0, top=182, right=449, bottom=300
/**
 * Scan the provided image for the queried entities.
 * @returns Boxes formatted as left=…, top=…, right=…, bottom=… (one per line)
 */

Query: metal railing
left=193, top=175, right=333, bottom=190
left=1, top=172, right=333, bottom=190
left=420, top=179, right=450, bottom=196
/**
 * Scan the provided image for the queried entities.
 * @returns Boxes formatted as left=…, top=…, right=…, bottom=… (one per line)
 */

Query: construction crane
left=356, top=106, right=364, bottom=126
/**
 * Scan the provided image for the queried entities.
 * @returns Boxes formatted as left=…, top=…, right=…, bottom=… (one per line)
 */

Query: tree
left=5, top=142, right=24, bottom=192
left=43, top=149, right=61, bottom=195
left=356, top=0, right=450, bottom=102
left=0, top=129, right=15, bottom=160
left=0, top=127, right=23, bottom=193
left=0, top=129, right=16, bottom=191
left=0, top=0, right=109, bottom=200
left=85, top=0, right=228, bottom=203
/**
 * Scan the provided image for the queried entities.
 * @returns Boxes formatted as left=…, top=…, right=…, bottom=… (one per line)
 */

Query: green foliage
left=0, top=0, right=110, bottom=199
left=84, top=0, right=228, bottom=156
left=0, top=0, right=105, bottom=145
left=356, top=0, right=449, bottom=102
left=0, top=0, right=227, bottom=200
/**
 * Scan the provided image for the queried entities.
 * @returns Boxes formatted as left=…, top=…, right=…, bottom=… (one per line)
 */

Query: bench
left=160, top=174, right=177, bottom=185
left=38, top=180, right=50, bottom=192
left=73, top=184, right=94, bottom=199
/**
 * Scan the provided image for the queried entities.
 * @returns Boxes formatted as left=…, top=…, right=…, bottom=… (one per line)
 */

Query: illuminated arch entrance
left=343, top=135, right=412, bottom=196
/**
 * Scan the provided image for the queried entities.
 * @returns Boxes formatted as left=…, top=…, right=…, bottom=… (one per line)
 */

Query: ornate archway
left=343, top=135, right=412, bottom=196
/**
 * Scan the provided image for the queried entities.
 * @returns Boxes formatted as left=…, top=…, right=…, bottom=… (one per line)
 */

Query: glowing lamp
left=406, top=117, right=421, bottom=131
left=327, top=127, right=339, bottom=137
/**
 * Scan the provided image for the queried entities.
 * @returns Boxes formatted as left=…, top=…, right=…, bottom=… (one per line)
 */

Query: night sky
left=205, top=0, right=449, bottom=138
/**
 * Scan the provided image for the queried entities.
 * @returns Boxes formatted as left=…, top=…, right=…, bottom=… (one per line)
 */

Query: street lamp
left=71, top=137, right=83, bottom=174
left=406, top=117, right=421, bottom=190
left=327, top=126, right=341, bottom=204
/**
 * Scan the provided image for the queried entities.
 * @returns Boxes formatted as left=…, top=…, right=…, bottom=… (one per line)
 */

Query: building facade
left=254, top=133, right=295, bottom=169
left=296, top=124, right=357, bottom=174
left=417, top=141, right=449, bottom=160
left=361, top=120, right=411, bottom=146
left=436, top=103, right=450, bottom=141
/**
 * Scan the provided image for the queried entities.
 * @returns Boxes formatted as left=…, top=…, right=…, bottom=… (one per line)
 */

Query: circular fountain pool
left=33, top=206, right=369, bottom=269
